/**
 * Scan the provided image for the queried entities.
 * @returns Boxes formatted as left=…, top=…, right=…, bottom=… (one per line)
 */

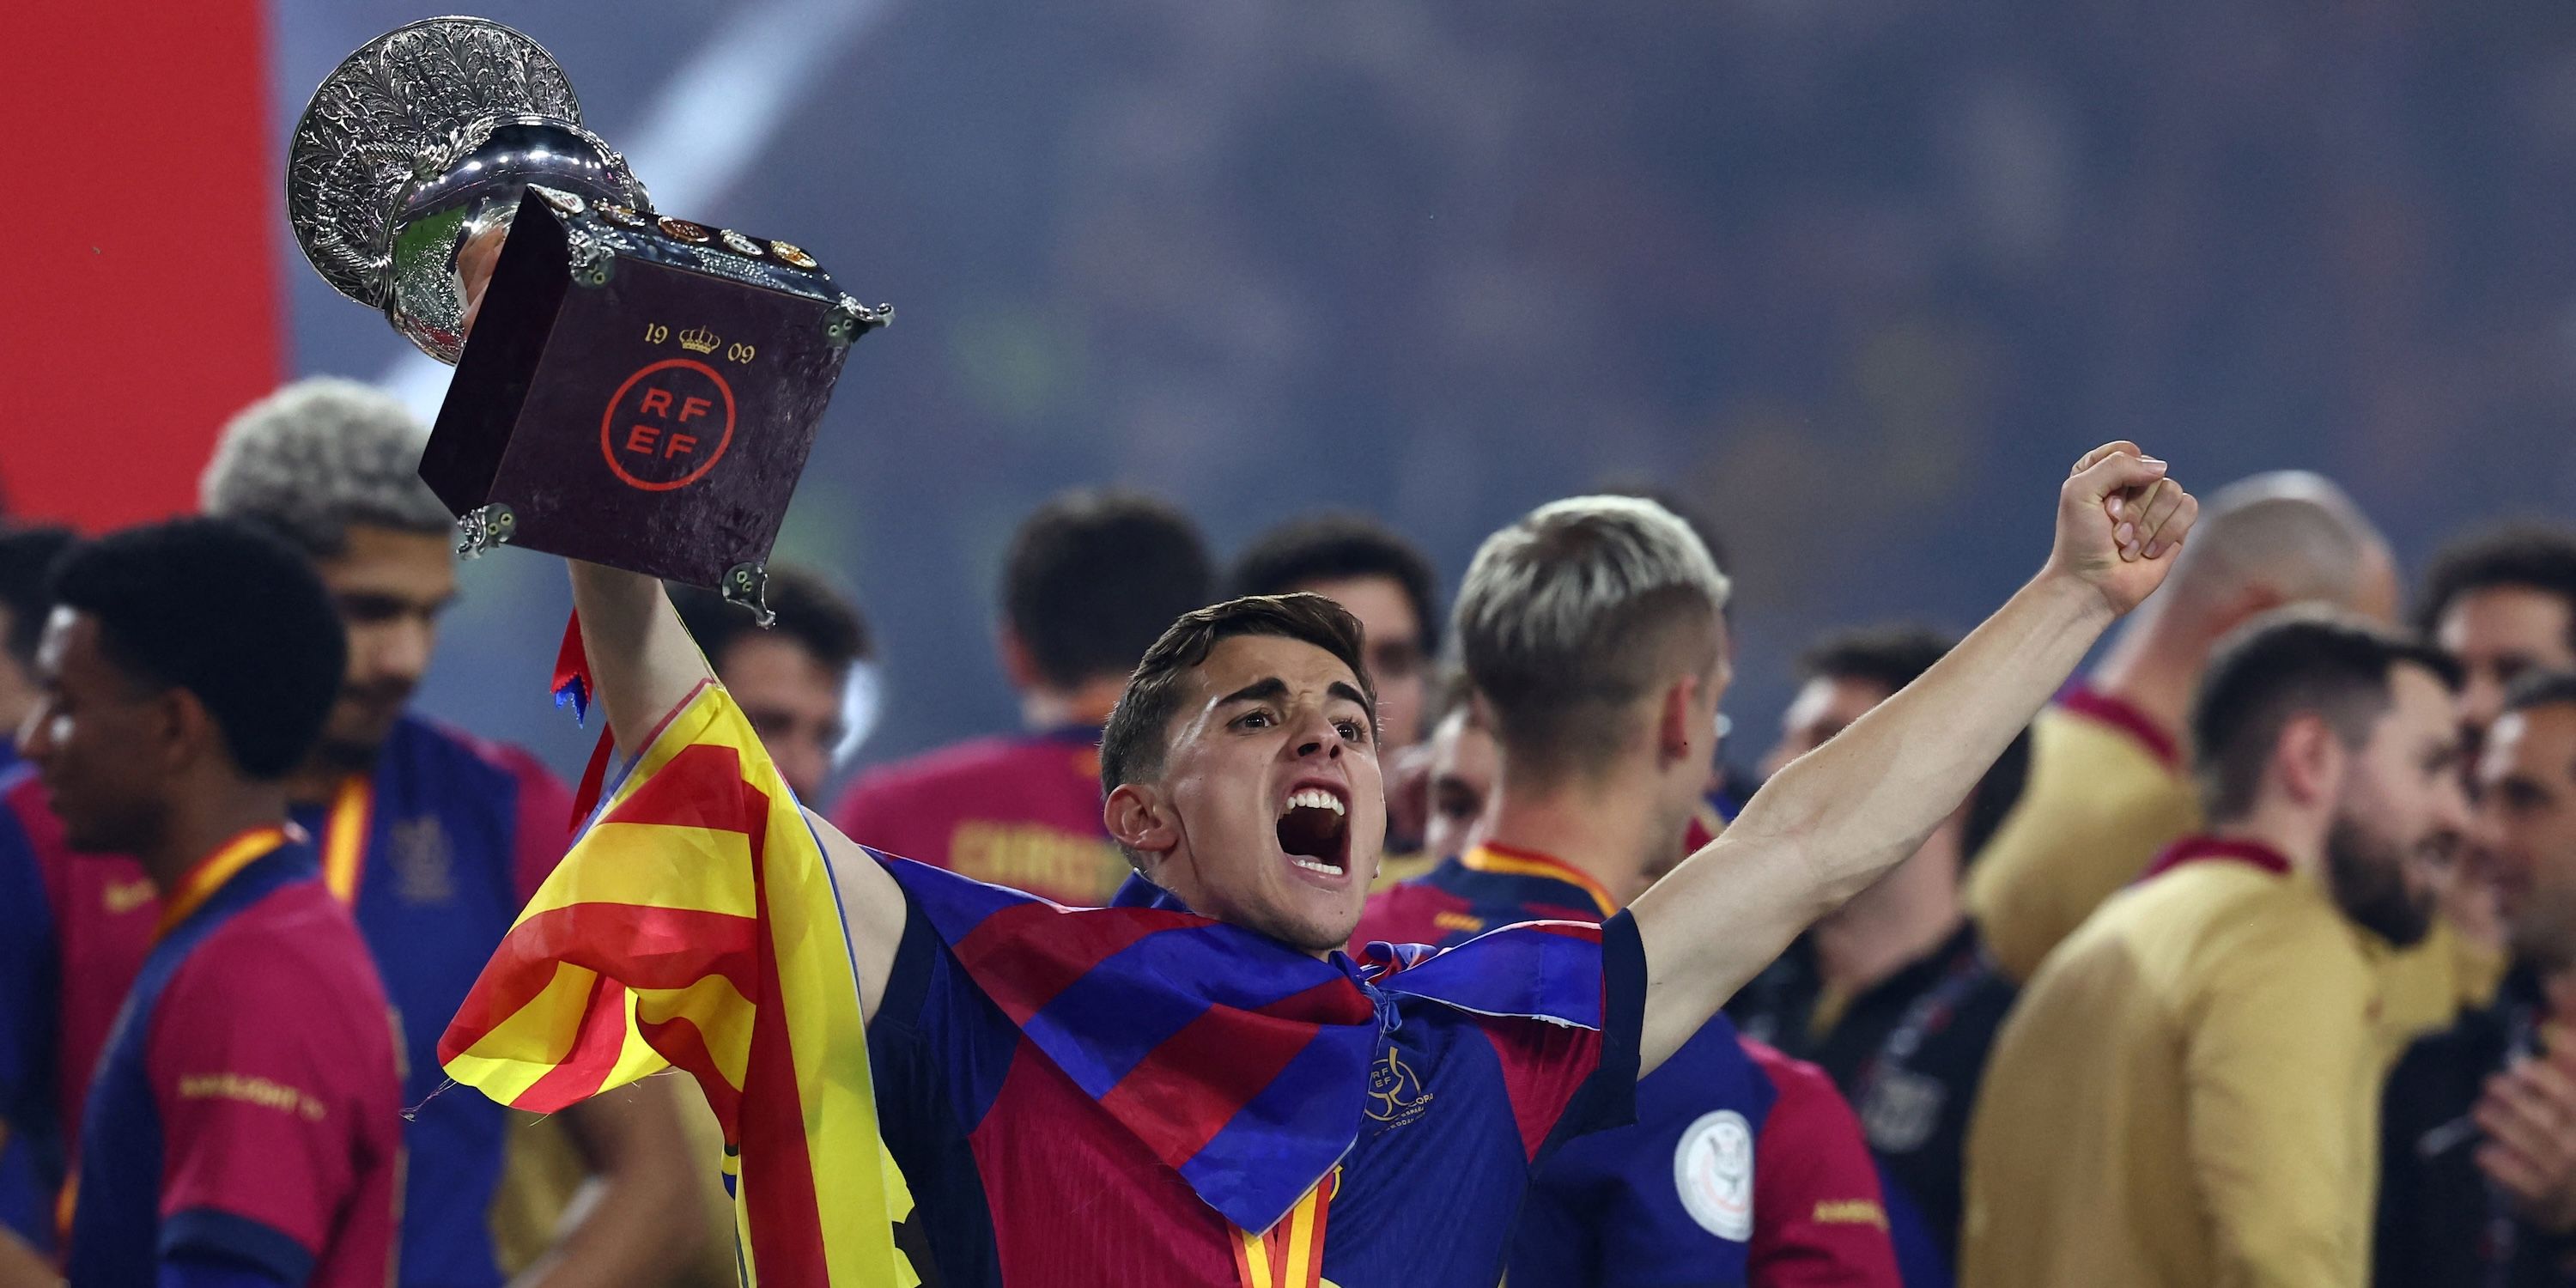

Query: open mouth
left=1276, top=784, right=1352, bottom=877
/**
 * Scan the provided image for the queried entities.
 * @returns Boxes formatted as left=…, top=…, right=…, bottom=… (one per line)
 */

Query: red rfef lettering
left=599, top=358, right=736, bottom=493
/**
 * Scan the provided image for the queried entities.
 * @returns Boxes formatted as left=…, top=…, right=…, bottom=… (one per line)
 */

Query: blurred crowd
left=3, top=376, right=2576, bottom=1287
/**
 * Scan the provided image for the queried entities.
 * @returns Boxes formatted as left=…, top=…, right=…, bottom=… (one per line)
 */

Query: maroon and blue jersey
left=289, top=715, right=571, bottom=1288
left=866, top=859, right=1645, bottom=1286
left=0, top=715, right=569, bottom=1287
left=67, top=829, right=401, bottom=1288
left=1358, top=845, right=1904, bottom=1288
left=0, top=762, right=157, bottom=1257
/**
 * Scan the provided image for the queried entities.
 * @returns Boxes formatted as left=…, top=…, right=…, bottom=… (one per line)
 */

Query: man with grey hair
left=1964, top=469, right=2403, bottom=983
left=1356, top=496, right=1905, bottom=1285
left=1, top=379, right=704, bottom=1288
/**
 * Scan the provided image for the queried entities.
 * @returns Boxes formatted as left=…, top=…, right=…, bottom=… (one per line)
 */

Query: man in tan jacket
left=1962, top=610, right=2467, bottom=1287
left=1964, top=471, right=2396, bottom=982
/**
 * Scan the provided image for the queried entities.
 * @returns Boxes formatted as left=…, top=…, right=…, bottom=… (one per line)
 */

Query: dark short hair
left=2416, top=524, right=2576, bottom=647
left=0, top=526, right=76, bottom=666
left=1099, top=593, right=1376, bottom=799
left=1005, top=489, right=1212, bottom=690
left=1229, top=514, right=1441, bottom=656
left=671, top=564, right=871, bottom=677
left=52, top=518, right=345, bottom=780
left=2192, top=608, right=2464, bottom=822
left=1796, top=623, right=2028, bottom=861
left=1797, top=624, right=1953, bottom=696
left=2503, top=670, right=2576, bottom=719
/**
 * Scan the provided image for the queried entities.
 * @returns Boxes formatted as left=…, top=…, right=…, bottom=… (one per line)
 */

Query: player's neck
left=283, top=737, right=383, bottom=808
left=1481, top=769, right=1665, bottom=909
left=1022, top=677, right=1125, bottom=731
left=140, top=786, right=293, bottom=891
left=2086, top=619, right=2198, bottom=759
left=2206, top=805, right=2326, bottom=878
left=1814, top=836, right=1965, bottom=996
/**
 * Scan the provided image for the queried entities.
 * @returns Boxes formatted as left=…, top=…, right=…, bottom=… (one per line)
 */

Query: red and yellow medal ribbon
left=319, top=775, right=374, bottom=902
left=154, top=825, right=291, bottom=939
left=1233, top=1167, right=1339, bottom=1288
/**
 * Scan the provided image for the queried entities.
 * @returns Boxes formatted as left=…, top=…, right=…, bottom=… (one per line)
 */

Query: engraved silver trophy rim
left=286, top=16, right=650, bottom=363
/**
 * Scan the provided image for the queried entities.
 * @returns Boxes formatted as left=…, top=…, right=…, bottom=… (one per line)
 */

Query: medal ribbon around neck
left=1232, top=1168, right=1339, bottom=1288
left=155, top=826, right=291, bottom=939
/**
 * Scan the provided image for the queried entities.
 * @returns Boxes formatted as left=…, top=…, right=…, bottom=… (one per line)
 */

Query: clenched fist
left=2045, top=441, right=2199, bottom=617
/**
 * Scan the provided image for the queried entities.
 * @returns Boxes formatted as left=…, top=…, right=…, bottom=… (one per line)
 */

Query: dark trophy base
left=417, top=187, right=886, bottom=603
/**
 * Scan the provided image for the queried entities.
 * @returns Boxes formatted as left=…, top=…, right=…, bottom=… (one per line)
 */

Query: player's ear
left=1106, top=781, right=1179, bottom=857
left=998, top=628, right=1042, bottom=693
left=158, top=687, right=220, bottom=775
left=1654, top=674, right=1698, bottom=762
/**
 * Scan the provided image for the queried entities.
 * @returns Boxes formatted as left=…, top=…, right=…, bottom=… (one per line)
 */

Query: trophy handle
left=723, top=563, right=775, bottom=628
left=457, top=504, right=518, bottom=559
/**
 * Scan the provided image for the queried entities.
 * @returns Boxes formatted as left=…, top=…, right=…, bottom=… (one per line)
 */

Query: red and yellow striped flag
left=438, top=682, right=914, bottom=1286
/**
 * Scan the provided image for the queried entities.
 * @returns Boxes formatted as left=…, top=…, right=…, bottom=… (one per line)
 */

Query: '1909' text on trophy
left=286, top=17, right=887, bottom=617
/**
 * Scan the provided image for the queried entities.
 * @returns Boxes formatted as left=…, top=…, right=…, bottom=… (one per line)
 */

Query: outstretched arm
left=1627, top=444, right=2196, bottom=1072
left=567, top=562, right=907, bottom=1017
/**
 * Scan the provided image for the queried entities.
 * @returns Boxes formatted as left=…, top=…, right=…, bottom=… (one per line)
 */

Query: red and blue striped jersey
left=66, top=832, right=401, bottom=1288
left=0, top=715, right=569, bottom=1287
left=867, top=860, right=1647, bottom=1285
left=1359, top=846, right=1904, bottom=1287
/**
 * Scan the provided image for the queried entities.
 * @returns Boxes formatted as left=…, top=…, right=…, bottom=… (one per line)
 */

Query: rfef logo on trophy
left=599, top=357, right=737, bottom=491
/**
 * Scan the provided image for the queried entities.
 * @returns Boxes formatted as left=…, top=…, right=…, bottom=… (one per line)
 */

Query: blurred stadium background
left=10, top=0, right=2576, bottom=785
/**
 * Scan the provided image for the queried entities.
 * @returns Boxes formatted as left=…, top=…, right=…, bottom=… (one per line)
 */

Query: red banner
left=0, top=0, right=283, bottom=530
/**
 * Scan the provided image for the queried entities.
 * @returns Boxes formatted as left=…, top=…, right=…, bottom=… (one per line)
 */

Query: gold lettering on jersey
left=1364, top=1048, right=1434, bottom=1129
left=1811, top=1199, right=1889, bottom=1230
left=1431, top=910, right=1485, bottom=935
left=178, top=1072, right=326, bottom=1121
left=948, top=822, right=1127, bottom=904
left=390, top=815, right=455, bottom=904
left=103, top=878, right=156, bottom=915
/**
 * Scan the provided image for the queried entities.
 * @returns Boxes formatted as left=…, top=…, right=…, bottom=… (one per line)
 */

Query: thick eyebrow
left=1217, top=677, right=1291, bottom=708
left=1213, top=677, right=1371, bottom=715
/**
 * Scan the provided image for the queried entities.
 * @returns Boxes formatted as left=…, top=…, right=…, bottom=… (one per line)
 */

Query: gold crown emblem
left=677, top=326, right=720, bottom=354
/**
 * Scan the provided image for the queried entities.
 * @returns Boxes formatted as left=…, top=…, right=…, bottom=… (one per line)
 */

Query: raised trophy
left=286, top=16, right=887, bottom=616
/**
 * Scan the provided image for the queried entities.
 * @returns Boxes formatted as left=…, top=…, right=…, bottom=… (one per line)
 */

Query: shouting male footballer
left=440, top=442, right=2196, bottom=1285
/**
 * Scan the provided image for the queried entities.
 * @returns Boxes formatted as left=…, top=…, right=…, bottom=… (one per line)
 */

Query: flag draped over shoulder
left=884, top=862, right=1612, bottom=1237
left=438, top=682, right=911, bottom=1287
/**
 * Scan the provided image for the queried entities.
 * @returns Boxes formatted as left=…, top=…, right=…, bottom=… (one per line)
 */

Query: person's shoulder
left=397, top=716, right=569, bottom=814
left=167, top=880, right=391, bottom=1024
left=839, top=733, right=1074, bottom=804
left=1740, top=1035, right=1832, bottom=1097
left=2111, top=868, right=2378, bottom=1018
left=403, top=714, right=564, bottom=792
left=1352, top=861, right=1481, bottom=948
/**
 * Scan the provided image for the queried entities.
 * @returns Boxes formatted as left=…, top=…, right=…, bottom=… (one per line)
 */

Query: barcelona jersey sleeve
left=1741, top=1042, right=1901, bottom=1286
left=144, top=925, right=400, bottom=1283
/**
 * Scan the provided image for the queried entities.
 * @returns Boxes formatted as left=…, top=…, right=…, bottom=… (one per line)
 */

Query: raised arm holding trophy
left=280, top=18, right=2208, bottom=1287
left=287, top=15, right=888, bottom=618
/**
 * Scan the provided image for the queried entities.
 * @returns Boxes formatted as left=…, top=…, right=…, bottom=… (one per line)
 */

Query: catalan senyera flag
left=436, top=681, right=914, bottom=1286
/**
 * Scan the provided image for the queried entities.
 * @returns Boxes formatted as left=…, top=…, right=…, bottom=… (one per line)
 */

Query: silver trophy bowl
left=286, top=16, right=651, bottom=363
